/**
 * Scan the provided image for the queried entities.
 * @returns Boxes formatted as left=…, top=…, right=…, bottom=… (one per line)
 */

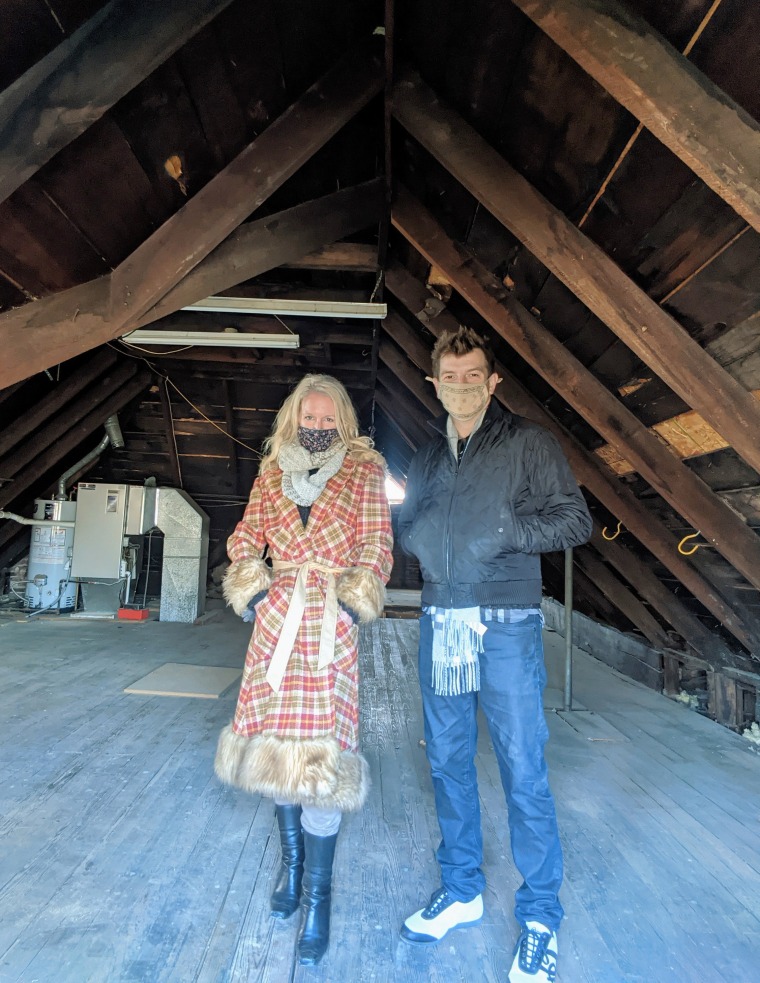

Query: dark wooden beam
left=574, top=548, right=670, bottom=650
left=590, top=530, right=743, bottom=672
left=375, top=370, right=432, bottom=449
left=510, top=0, right=760, bottom=234
left=0, top=360, right=137, bottom=482
left=392, top=69, right=760, bottom=478
left=0, top=349, right=117, bottom=459
left=374, top=384, right=428, bottom=452
left=378, top=335, right=440, bottom=416
left=542, top=550, right=621, bottom=627
left=0, top=181, right=383, bottom=388
left=136, top=180, right=384, bottom=327
left=385, top=262, right=760, bottom=660
left=285, top=243, right=378, bottom=271
left=0, top=370, right=151, bottom=509
left=0, top=0, right=235, bottom=206
left=110, top=43, right=383, bottom=326
left=392, top=188, right=760, bottom=598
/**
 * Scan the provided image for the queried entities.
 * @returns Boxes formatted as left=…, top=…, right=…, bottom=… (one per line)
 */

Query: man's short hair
left=431, top=325, right=495, bottom=378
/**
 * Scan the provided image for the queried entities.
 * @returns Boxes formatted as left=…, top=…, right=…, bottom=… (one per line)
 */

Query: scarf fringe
left=431, top=609, right=484, bottom=696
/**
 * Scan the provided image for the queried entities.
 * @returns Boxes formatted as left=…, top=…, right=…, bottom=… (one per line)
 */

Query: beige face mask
left=434, top=381, right=490, bottom=421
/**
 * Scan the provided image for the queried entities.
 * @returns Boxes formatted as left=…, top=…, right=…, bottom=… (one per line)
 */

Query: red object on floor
left=117, top=607, right=150, bottom=620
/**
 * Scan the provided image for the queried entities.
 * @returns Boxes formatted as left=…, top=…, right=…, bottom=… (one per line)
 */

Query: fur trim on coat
left=336, top=565, right=386, bottom=623
left=222, top=558, right=273, bottom=617
left=215, top=724, right=370, bottom=811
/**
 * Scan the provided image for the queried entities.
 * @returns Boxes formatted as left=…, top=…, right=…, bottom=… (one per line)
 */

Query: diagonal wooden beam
left=0, top=369, right=151, bottom=510
left=573, top=548, right=671, bottom=650
left=110, top=42, right=383, bottom=326
left=392, top=187, right=760, bottom=598
left=392, top=68, right=760, bottom=478
left=510, top=0, right=760, bottom=234
left=285, top=243, right=378, bottom=271
left=385, top=260, right=760, bottom=665
left=0, top=0, right=236, bottom=207
left=137, top=180, right=383, bottom=327
left=590, top=529, right=739, bottom=670
left=0, top=180, right=383, bottom=388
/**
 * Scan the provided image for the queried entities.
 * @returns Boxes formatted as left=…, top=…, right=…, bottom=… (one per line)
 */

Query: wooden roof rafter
left=384, top=258, right=760, bottom=666
left=392, top=68, right=760, bottom=479
left=510, top=0, right=760, bottom=235
left=392, top=187, right=760, bottom=601
left=0, top=0, right=238, bottom=207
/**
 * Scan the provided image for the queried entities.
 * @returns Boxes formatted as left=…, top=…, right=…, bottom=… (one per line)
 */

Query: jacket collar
left=428, top=397, right=510, bottom=438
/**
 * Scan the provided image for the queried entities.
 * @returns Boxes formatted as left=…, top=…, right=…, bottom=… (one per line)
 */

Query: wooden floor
left=0, top=610, right=758, bottom=983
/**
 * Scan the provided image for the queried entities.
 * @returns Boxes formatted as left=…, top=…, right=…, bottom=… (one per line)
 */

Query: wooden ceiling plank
left=0, top=0, right=236, bottom=207
left=510, top=0, right=760, bottom=234
left=385, top=261, right=760, bottom=665
left=392, top=68, right=760, bottom=479
left=110, top=42, right=383, bottom=327
left=392, top=187, right=760, bottom=598
left=0, top=180, right=383, bottom=388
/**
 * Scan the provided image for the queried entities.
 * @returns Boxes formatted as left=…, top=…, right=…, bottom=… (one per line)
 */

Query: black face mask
left=297, top=426, right=339, bottom=453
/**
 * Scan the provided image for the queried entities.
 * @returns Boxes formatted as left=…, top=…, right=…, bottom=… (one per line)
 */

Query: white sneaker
left=508, top=922, right=558, bottom=982
left=400, top=887, right=483, bottom=945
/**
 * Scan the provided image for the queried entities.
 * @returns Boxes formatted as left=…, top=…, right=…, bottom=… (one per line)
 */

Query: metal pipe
left=0, top=510, right=75, bottom=528
left=53, top=412, right=123, bottom=501
left=563, top=547, right=574, bottom=711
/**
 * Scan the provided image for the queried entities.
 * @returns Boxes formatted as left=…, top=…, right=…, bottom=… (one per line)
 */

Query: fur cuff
left=214, top=725, right=370, bottom=811
left=336, top=566, right=385, bottom=623
left=222, top=558, right=272, bottom=617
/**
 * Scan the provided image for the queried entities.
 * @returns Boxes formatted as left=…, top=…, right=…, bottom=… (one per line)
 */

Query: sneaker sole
left=399, top=915, right=483, bottom=947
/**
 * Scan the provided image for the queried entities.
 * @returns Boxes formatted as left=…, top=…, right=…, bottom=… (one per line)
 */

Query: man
left=398, top=326, right=592, bottom=983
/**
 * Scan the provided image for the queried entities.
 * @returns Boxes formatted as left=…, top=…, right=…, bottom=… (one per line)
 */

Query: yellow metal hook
left=602, top=520, right=622, bottom=541
left=678, top=531, right=702, bottom=555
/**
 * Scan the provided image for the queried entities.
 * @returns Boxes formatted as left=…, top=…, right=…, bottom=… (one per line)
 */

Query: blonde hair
left=259, top=373, right=384, bottom=472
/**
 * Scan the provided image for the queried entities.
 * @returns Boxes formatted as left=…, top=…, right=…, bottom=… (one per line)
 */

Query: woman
left=215, top=374, right=393, bottom=966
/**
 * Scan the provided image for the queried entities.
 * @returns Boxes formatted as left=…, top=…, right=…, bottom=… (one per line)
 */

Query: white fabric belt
left=266, top=559, right=347, bottom=693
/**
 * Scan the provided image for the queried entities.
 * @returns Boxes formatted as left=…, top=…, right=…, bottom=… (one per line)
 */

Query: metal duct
left=153, top=487, right=209, bottom=623
left=55, top=414, right=124, bottom=500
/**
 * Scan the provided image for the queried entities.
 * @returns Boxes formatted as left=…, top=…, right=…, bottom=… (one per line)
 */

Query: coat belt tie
left=266, top=559, right=348, bottom=693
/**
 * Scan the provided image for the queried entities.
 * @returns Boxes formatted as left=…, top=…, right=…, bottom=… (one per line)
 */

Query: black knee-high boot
left=270, top=804, right=304, bottom=919
left=296, top=830, right=338, bottom=965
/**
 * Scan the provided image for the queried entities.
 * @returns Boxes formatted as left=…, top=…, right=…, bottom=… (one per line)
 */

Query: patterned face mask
left=297, top=426, right=339, bottom=453
left=436, top=381, right=490, bottom=421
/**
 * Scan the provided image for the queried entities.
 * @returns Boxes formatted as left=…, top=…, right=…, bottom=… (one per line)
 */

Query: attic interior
left=2, top=0, right=760, bottom=723
left=1, top=1, right=760, bottom=980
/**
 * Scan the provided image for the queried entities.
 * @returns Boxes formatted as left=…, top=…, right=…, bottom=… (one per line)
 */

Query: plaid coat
left=228, top=455, right=393, bottom=753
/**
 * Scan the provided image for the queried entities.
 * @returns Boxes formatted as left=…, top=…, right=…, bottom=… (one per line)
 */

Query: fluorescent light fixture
left=181, top=296, right=387, bottom=319
left=121, top=329, right=299, bottom=349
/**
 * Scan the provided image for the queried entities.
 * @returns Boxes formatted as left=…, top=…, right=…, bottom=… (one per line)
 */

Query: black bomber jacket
left=398, top=400, right=593, bottom=609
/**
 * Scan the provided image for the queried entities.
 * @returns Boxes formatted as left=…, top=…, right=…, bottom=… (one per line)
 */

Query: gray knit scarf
left=278, top=439, right=347, bottom=506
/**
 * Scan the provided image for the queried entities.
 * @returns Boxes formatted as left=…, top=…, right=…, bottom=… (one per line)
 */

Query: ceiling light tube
left=122, top=330, right=300, bottom=348
left=181, top=296, right=387, bottom=318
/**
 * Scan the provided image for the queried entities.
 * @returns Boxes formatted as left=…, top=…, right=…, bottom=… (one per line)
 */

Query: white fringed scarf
left=430, top=606, right=486, bottom=696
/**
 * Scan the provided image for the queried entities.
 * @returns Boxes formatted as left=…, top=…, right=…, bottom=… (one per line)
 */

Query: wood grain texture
left=0, top=614, right=758, bottom=981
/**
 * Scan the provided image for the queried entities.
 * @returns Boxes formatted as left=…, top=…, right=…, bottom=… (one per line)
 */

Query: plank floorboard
left=0, top=613, right=758, bottom=981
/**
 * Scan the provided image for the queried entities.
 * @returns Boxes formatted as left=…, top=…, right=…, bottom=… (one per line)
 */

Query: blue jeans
left=418, top=611, right=564, bottom=930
